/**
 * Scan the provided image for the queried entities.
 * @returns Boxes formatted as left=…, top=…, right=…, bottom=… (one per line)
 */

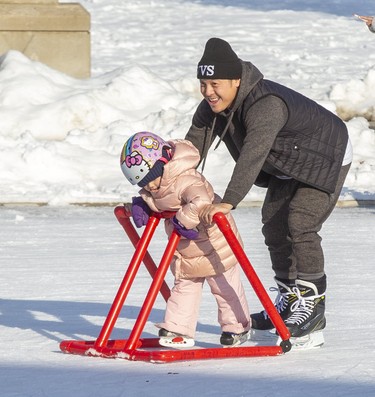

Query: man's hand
left=199, top=203, right=233, bottom=224
left=354, top=14, right=373, bottom=27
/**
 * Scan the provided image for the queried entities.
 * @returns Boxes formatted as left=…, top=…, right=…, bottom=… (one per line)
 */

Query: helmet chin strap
left=159, top=147, right=173, bottom=164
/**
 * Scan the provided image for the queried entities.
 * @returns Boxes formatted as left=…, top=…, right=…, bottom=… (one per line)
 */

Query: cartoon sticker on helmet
left=122, top=151, right=151, bottom=183
left=141, top=136, right=160, bottom=150
left=125, top=152, right=143, bottom=168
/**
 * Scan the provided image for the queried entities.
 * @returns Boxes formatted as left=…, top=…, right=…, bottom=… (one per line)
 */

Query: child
left=120, top=131, right=250, bottom=347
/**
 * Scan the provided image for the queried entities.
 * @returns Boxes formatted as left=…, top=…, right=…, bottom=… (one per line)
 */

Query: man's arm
left=354, top=15, right=375, bottom=32
left=200, top=96, right=288, bottom=224
left=222, top=96, right=288, bottom=207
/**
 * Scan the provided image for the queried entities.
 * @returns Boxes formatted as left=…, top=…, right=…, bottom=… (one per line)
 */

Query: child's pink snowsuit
left=140, top=139, right=250, bottom=338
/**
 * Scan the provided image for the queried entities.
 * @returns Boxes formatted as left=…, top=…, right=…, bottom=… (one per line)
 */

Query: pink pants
left=156, top=264, right=250, bottom=338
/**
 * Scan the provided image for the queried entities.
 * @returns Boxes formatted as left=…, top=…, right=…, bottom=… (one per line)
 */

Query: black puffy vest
left=242, top=79, right=349, bottom=194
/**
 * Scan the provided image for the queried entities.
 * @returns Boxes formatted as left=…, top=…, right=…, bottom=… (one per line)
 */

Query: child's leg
left=207, top=264, right=251, bottom=334
left=156, top=276, right=204, bottom=338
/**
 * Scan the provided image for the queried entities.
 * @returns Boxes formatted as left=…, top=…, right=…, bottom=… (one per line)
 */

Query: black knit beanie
left=197, top=38, right=242, bottom=79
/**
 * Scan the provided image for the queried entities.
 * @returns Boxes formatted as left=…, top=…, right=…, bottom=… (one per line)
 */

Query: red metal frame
left=60, top=206, right=291, bottom=362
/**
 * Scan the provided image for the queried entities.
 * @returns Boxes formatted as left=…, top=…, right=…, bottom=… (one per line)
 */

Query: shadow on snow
left=0, top=298, right=221, bottom=343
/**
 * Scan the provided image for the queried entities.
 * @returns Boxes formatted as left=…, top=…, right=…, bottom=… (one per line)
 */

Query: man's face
left=200, top=79, right=240, bottom=113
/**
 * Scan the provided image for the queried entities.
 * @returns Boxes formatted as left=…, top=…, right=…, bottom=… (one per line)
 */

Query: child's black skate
left=220, top=331, right=248, bottom=347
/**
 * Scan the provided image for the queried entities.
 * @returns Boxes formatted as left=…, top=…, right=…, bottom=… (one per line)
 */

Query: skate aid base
left=60, top=206, right=291, bottom=363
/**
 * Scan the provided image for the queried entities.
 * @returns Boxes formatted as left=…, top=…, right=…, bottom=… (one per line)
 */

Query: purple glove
left=131, top=196, right=151, bottom=228
left=172, top=216, right=199, bottom=240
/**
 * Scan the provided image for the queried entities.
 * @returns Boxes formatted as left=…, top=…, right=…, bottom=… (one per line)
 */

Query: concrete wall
left=0, top=0, right=91, bottom=78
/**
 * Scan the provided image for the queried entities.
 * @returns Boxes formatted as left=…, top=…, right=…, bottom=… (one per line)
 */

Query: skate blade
left=250, top=328, right=279, bottom=342
left=287, top=331, right=325, bottom=350
left=159, top=336, right=195, bottom=348
left=250, top=328, right=325, bottom=350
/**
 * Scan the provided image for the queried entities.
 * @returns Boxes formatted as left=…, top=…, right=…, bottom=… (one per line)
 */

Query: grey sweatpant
left=261, top=164, right=351, bottom=282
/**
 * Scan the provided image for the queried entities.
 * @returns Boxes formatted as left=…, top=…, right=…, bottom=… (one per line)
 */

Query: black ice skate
left=220, top=331, right=249, bottom=347
left=250, top=278, right=326, bottom=350
left=250, top=278, right=297, bottom=332
left=283, top=278, right=326, bottom=348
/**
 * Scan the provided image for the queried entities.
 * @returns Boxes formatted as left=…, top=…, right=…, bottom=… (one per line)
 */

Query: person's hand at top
left=199, top=202, right=233, bottom=225
left=354, top=14, right=373, bottom=27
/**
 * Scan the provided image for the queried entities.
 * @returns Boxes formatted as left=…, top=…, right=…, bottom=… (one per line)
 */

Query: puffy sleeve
left=139, top=189, right=159, bottom=212
left=174, top=175, right=213, bottom=230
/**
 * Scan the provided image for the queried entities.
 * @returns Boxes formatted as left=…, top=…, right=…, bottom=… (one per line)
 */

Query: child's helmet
left=120, top=131, right=170, bottom=186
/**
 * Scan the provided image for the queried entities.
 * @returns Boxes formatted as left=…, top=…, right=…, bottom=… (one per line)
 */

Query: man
left=185, top=37, right=352, bottom=346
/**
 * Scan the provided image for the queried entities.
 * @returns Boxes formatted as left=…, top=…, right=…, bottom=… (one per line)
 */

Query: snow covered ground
left=1, top=0, right=375, bottom=396
left=1, top=205, right=374, bottom=396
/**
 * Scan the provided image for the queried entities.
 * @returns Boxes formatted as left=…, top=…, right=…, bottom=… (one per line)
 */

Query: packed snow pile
left=0, top=51, right=374, bottom=205
left=330, top=67, right=375, bottom=121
